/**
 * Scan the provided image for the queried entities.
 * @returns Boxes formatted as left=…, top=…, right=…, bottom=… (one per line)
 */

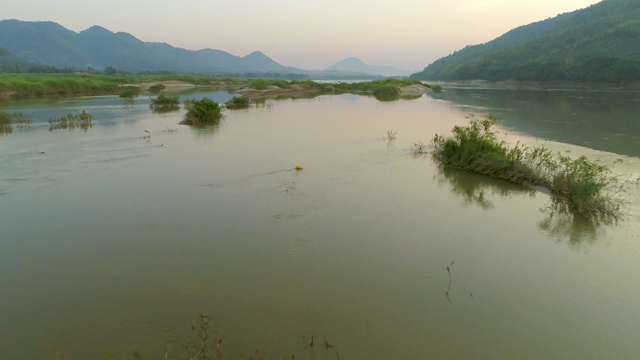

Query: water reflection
left=436, top=165, right=609, bottom=246
left=188, top=122, right=222, bottom=138
left=0, top=122, right=12, bottom=135
left=121, top=98, right=136, bottom=109
left=435, top=166, right=535, bottom=210
left=538, top=200, right=615, bottom=249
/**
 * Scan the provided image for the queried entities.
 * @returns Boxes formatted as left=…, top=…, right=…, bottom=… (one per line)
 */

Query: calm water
left=428, top=84, right=640, bottom=158
left=1, top=88, right=640, bottom=359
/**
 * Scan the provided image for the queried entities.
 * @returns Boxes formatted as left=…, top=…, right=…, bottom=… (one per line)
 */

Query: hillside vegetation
left=411, top=0, right=640, bottom=84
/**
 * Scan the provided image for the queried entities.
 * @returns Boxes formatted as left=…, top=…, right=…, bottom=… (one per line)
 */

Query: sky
left=0, top=0, right=601, bottom=71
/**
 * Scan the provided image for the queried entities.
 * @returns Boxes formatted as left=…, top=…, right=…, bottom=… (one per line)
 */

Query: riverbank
left=0, top=74, right=433, bottom=101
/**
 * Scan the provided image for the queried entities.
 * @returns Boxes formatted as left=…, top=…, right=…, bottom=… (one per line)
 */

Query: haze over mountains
left=411, top=0, right=640, bottom=83
left=0, top=19, right=410, bottom=78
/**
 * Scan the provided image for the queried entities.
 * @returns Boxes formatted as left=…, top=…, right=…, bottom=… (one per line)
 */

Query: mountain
left=0, top=46, right=31, bottom=72
left=326, top=57, right=411, bottom=77
left=0, top=20, right=304, bottom=74
left=411, top=0, right=640, bottom=83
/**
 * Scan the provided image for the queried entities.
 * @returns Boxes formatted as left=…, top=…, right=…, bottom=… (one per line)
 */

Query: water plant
left=0, top=112, right=12, bottom=134
left=119, top=86, right=141, bottom=98
left=431, top=114, right=622, bottom=219
left=48, top=110, right=95, bottom=131
left=224, top=96, right=251, bottom=109
left=386, top=130, right=397, bottom=141
left=412, top=141, right=428, bottom=155
left=150, top=94, right=180, bottom=112
left=0, top=111, right=33, bottom=134
left=182, top=97, right=222, bottom=125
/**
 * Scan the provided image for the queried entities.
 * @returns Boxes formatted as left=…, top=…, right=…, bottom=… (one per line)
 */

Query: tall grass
left=150, top=94, right=180, bottom=112
left=48, top=110, right=95, bottom=131
left=224, top=96, right=251, bottom=109
left=431, top=115, right=622, bottom=219
left=0, top=111, right=33, bottom=134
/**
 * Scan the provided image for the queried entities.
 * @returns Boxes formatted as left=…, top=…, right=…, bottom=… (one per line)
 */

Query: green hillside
left=411, top=0, right=640, bottom=84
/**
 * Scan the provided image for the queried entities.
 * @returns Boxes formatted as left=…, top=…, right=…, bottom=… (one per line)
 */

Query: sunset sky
left=0, top=0, right=601, bottom=71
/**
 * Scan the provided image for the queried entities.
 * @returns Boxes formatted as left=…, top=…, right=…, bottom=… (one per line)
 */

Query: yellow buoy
left=295, top=165, right=303, bottom=170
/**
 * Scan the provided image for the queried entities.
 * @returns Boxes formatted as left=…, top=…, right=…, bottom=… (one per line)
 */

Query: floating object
left=295, top=165, right=303, bottom=170
left=40, top=150, right=45, bottom=154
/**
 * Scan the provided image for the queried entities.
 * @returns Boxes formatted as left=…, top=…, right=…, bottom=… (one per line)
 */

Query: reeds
left=431, top=114, right=622, bottom=219
left=48, top=110, right=94, bottom=131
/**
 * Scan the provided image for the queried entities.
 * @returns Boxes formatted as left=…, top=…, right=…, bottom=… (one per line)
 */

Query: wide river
left=1, top=85, right=639, bottom=359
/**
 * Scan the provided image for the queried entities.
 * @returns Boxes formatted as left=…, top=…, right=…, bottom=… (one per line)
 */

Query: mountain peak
left=326, top=57, right=410, bottom=77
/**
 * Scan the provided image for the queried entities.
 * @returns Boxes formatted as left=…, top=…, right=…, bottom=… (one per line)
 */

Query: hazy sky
left=1, top=0, right=601, bottom=71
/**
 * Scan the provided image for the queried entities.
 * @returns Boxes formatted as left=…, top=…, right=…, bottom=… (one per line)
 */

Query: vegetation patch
left=0, top=111, right=33, bottom=134
left=48, top=110, right=94, bottom=131
left=119, top=86, right=141, bottom=98
left=150, top=94, right=180, bottom=112
left=182, top=97, right=222, bottom=125
left=147, top=84, right=166, bottom=93
left=431, top=115, right=622, bottom=219
left=224, top=96, right=251, bottom=109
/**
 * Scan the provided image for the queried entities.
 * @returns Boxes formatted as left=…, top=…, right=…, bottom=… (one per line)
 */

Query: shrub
left=147, top=84, right=166, bottom=93
left=119, top=86, right=141, bottom=98
left=225, top=96, right=251, bottom=110
left=150, top=94, right=180, bottom=112
left=431, top=115, right=621, bottom=219
left=372, top=84, right=401, bottom=101
left=182, top=97, right=222, bottom=125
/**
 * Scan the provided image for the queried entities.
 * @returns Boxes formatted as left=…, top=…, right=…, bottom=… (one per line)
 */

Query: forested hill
left=411, top=0, right=640, bottom=84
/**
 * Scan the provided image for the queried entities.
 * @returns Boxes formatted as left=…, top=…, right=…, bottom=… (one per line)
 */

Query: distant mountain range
left=325, top=57, right=412, bottom=77
left=0, top=20, right=409, bottom=78
left=411, top=0, right=640, bottom=83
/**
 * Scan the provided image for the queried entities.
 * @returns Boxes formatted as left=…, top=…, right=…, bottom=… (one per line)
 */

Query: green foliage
left=249, top=79, right=292, bottom=90
left=48, top=110, right=95, bottom=131
left=146, top=84, right=166, bottom=93
left=224, top=96, right=251, bottom=109
left=119, top=86, right=141, bottom=98
left=0, top=111, right=33, bottom=134
left=372, top=84, right=401, bottom=101
left=412, top=0, right=640, bottom=83
left=250, top=79, right=268, bottom=90
left=150, top=94, right=180, bottom=112
left=0, top=112, right=12, bottom=135
left=431, top=115, right=621, bottom=219
left=183, top=97, right=222, bottom=125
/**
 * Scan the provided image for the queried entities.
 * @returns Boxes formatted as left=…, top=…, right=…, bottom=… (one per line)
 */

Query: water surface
left=1, top=90, right=639, bottom=359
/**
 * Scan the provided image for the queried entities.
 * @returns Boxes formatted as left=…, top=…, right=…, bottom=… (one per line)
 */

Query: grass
left=0, top=111, right=33, bottom=134
left=147, top=84, right=166, bottom=93
left=150, top=94, right=180, bottom=112
left=0, top=74, right=440, bottom=104
left=48, top=110, right=95, bottom=131
left=431, top=114, right=622, bottom=219
left=0, top=74, right=220, bottom=98
left=224, top=96, right=251, bottom=109
left=182, top=97, right=222, bottom=125
left=119, top=86, right=141, bottom=98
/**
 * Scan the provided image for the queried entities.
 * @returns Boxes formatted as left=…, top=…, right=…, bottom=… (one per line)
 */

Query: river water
left=1, top=87, right=639, bottom=359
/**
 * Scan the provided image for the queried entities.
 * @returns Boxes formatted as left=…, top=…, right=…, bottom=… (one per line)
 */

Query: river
left=1, top=86, right=639, bottom=359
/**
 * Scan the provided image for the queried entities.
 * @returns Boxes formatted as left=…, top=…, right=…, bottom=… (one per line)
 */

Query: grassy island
left=431, top=115, right=622, bottom=219
left=0, top=73, right=435, bottom=101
